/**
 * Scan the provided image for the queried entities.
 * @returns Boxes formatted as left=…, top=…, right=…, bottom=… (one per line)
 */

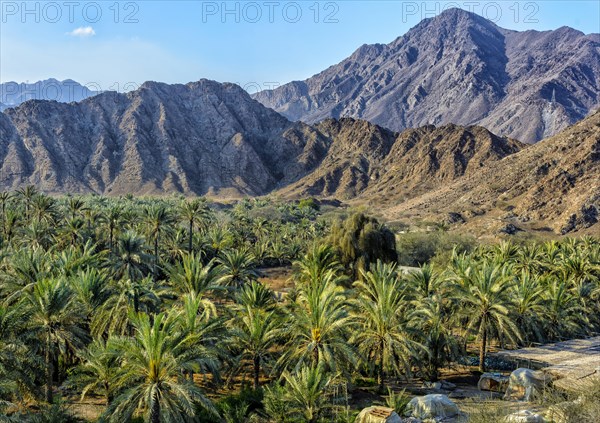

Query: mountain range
left=0, top=79, right=98, bottom=111
left=379, top=109, right=600, bottom=235
left=0, top=79, right=520, bottom=197
left=0, top=80, right=321, bottom=196
left=253, top=8, right=600, bottom=144
left=0, top=8, right=598, bottom=234
left=1, top=77, right=598, bottom=234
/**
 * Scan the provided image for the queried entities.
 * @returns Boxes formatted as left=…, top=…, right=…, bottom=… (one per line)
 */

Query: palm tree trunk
left=45, top=332, right=53, bottom=403
left=151, top=392, right=161, bottom=423
left=1, top=202, right=5, bottom=239
left=188, top=218, right=193, bottom=254
left=105, top=382, right=111, bottom=405
left=133, top=288, right=140, bottom=314
left=431, top=346, right=440, bottom=381
left=479, top=325, right=487, bottom=373
left=154, top=236, right=159, bottom=280
left=253, top=356, right=261, bottom=389
left=378, top=340, right=385, bottom=391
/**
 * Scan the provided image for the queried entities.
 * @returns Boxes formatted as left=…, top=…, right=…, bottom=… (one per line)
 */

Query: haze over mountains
left=0, top=79, right=98, bottom=111
left=254, top=8, right=600, bottom=144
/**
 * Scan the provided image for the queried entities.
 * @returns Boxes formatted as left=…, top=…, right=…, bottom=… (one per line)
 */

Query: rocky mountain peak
left=253, top=11, right=599, bottom=143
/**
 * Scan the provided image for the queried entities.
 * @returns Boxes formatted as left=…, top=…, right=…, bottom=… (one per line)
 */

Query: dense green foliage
left=0, top=188, right=598, bottom=422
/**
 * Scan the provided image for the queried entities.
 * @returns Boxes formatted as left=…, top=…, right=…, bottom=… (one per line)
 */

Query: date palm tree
left=27, top=278, right=87, bottom=403
left=3, top=209, right=19, bottom=245
left=66, top=196, right=87, bottom=220
left=63, top=217, right=85, bottom=246
left=293, top=244, right=342, bottom=289
left=227, top=304, right=281, bottom=389
left=351, top=261, right=417, bottom=389
left=103, top=312, right=217, bottom=423
left=279, top=364, right=334, bottom=423
left=411, top=298, right=461, bottom=381
left=544, top=279, right=583, bottom=340
left=217, top=248, right=258, bottom=290
left=279, top=270, right=355, bottom=373
left=175, top=293, right=222, bottom=383
left=16, top=185, right=38, bottom=221
left=179, top=198, right=212, bottom=254
left=510, top=271, right=547, bottom=346
left=22, top=219, right=54, bottom=250
left=455, top=262, right=520, bottom=372
left=30, top=194, right=59, bottom=226
left=408, top=263, right=449, bottom=299
left=53, top=240, right=102, bottom=278
left=101, top=205, right=125, bottom=252
left=82, top=206, right=101, bottom=239
left=0, top=302, right=36, bottom=405
left=112, top=231, right=151, bottom=283
left=0, top=247, right=50, bottom=300
left=74, top=336, right=122, bottom=406
left=204, top=226, right=233, bottom=259
left=69, top=268, right=112, bottom=321
left=0, top=191, right=12, bottom=239
left=167, top=253, right=224, bottom=298
left=143, top=204, right=176, bottom=279
left=514, top=243, right=545, bottom=273
left=235, top=280, right=276, bottom=310
left=91, top=276, right=161, bottom=337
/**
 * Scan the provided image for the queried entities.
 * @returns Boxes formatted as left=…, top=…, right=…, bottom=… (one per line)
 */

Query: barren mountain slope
left=278, top=118, right=524, bottom=199
left=2, top=77, right=597, bottom=234
left=0, top=78, right=523, bottom=198
left=0, top=80, right=327, bottom=196
left=380, top=110, right=600, bottom=234
left=254, top=8, right=600, bottom=143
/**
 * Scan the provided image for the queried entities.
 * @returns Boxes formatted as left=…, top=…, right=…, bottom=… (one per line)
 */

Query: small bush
left=298, top=198, right=320, bottom=211
left=353, top=376, right=377, bottom=388
left=15, top=399, right=84, bottom=423
left=385, top=388, right=411, bottom=415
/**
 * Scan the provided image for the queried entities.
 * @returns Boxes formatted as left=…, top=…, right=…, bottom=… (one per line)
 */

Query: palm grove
left=0, top=187, right=598, bottom=422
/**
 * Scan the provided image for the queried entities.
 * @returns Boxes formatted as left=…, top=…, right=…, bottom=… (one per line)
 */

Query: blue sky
left=1, top=1, right=599, bottom=93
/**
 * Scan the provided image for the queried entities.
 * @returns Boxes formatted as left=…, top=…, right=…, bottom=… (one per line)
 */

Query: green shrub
left=298, top=198, right=320, bottom=211
left=330, top=213, right=397, bottom=277
left=353, top=376, right=377, bottom=388
left=385, top=388, right=411, bottom=415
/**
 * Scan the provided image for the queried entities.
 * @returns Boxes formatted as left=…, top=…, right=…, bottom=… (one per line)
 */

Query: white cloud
left=66, top=27, right=96, bottom=38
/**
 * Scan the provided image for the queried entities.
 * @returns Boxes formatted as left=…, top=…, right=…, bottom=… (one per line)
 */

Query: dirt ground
left=258, top=266, right=295, bottom=294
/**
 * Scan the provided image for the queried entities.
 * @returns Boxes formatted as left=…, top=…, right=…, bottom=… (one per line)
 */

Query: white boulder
left=504, top=368, right=552, bottom=401
left=478, top=372, right=509, bottom=392
left=504, top=410, right=546, bottom=422
left=405, top=394, right=460, bottom=420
